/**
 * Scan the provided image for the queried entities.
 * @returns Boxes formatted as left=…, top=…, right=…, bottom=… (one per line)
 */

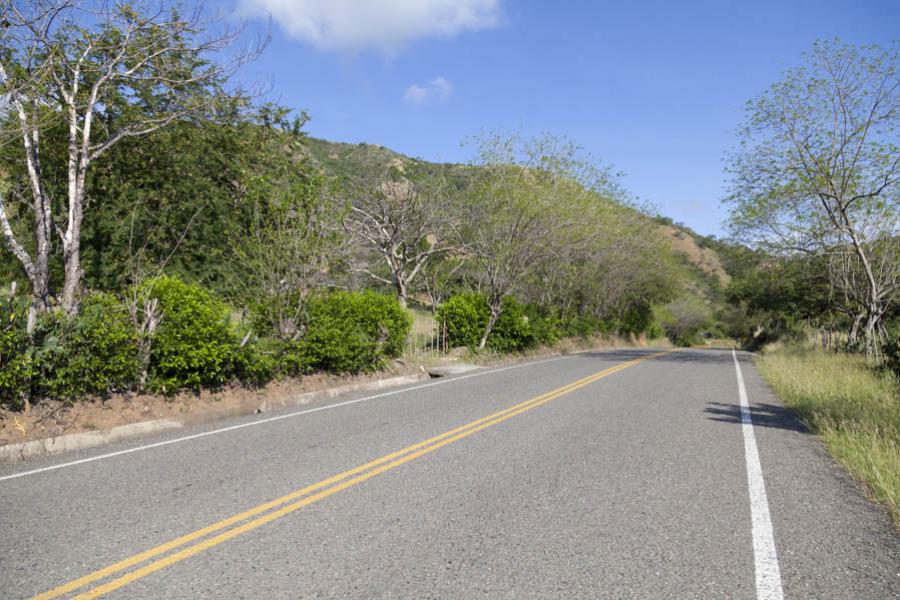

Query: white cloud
left=238, top=0, right=501, bottom=54
left=404, top=77, right=454, bottom=105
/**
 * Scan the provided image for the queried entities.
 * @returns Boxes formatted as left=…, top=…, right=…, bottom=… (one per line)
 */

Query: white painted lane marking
left=733, top=349, right=784, bottom=600
left=0, top=355, right=579, bottom=482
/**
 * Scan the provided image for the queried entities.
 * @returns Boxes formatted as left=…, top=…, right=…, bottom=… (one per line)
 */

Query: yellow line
left=36, top=350, right=672, bottom=600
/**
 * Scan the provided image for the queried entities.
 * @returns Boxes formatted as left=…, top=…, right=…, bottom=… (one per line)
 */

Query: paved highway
left=1, top=349, right=897, bottom=599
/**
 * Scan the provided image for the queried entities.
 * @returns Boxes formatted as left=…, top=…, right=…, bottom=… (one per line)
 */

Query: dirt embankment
left=0, top=365, right=421, bottom=447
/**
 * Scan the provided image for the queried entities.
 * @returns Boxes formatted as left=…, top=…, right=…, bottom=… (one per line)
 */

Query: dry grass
left=756, top=344, right=900, bottom=527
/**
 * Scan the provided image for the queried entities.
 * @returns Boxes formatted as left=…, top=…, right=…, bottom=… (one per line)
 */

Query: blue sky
left=230, top=0, right=899, bottom=237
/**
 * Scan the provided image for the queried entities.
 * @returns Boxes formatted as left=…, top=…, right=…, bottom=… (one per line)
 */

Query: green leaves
left=146, top=276, right=242, bottom=393
left=295, top=290, right=411, bottom=374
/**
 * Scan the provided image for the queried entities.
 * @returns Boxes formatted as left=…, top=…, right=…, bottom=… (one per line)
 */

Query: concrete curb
left=255, top=373, right=427, bottom=413
left=426, top=363, right=481, bottom=377
left=0, top=373, right=428, bottom=465
left=0, top=419, right=183, bottom=464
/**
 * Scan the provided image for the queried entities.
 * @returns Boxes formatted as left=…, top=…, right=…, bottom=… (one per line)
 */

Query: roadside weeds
left=755, top=344, right=900, bottom=528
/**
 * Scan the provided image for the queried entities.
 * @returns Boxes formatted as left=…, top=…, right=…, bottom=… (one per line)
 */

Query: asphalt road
left=1, top=349, right=898, bottom=599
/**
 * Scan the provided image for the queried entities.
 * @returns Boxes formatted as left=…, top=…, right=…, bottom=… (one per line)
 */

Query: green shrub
left=488, top=296, right=536, bottom=353
left=559, top=314, right=607, bottom=339
left=646, top=321, right=665, bottom=340
left=147, top=276, right=243, bottom=393
left=616, top=300, right=654, bottom=336
left=273, top=338, right=313, bottom=377
left=32, top=292, right=140, bottom=400
left=437, top=293, right=490, bottom=348
left=233, top=337, right=278, bottom=387
left=524, top=304, right=562, bottom=346
left=0, top=297, right=33, bottom=410
left=299, top=290, right=411, bottom=374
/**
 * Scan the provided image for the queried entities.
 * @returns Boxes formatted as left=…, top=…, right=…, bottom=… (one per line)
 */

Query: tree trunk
left=394, top=275, right=408, bottom=309
left=848, top=313, right=864, bottom=349
left=478, top=300, right=502, bottom=350
left=863, top=304, right=885, bottom=362
left=61, top=175, right=85, bottom=316
left=62, top=241, right=81, bottom=316
left=26, top=243, right=51, bottom=334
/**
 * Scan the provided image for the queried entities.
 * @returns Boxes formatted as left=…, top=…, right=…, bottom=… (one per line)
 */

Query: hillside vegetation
left=1, top=105, right=746, bottom=410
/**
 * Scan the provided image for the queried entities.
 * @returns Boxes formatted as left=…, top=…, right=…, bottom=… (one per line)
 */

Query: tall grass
left=756, top=344, right=900, bottom=527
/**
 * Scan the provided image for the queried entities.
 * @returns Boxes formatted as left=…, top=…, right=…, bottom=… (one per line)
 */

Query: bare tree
left=420, top=255, right=465, bottom=313
left=345, top=167, right=458, bottom=308
left=0, top=0, right=263, bottom=329
left=727, top=40, right=900, bottom=357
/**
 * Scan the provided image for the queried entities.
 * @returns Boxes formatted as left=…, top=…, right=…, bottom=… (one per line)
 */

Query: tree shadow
left=704, top=401, right=809, bottom=433
left=581, top=348, right=737, bottom=365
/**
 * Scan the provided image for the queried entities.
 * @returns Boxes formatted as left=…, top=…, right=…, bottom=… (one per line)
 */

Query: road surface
left=1, top=348, right=898, bottom=599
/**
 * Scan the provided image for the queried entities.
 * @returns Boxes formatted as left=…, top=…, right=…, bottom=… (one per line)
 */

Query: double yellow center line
left=36, top=350, right=672, bottom=599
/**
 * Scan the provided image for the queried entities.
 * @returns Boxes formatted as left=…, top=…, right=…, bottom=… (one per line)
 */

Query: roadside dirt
left=0, top=362, right=421, bottom=446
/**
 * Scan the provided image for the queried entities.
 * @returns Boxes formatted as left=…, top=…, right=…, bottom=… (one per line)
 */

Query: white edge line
left=733, top=349, right=784, bottom=600
left=0, top=355, right=580, bottom=482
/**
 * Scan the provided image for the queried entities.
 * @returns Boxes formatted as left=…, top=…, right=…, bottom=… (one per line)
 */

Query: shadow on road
left=581, top=348, right=736, bottom=365
left=704, top=401, right=809, bottom=433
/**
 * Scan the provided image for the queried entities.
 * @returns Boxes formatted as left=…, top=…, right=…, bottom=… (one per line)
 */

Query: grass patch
left=755, top=344, right=900, bottom=527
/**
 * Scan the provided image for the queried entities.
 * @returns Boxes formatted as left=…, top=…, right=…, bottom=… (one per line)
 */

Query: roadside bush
left=657, top=297, right=711, bottom=346
left=32, top=292, right=140, bottom=400
left=275, top=338, right=313, bottom=377
left=488, top=296, right=536, bottom=352
left=233, top=337, right=278, bottom=387
left=299, top=290, right=411, bottom=374
left=646, top=321, right=665, bottom=340
left=0, top=296, right=33, bottom=410
left=437, top=293, right=490, bottom=348
left=524, top=304, right=562, bottom=347
left=560, top=314, right=607, bottom=339
left=616, top=300, right=654, bottom=336
left=147, top=276, right=243, bottom=393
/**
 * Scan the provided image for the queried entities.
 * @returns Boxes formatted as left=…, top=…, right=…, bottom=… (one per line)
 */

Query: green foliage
left=299, top=291, right=411, bottom=374
left=0, top=297, right=33, bottom=409
left=31, top=293, right=140, bottom=400
left=615, top=300, right=654, bottom=336
left=488, top=296, right=537, bottom=353
left=523, top=304, right=562, bottom=347
left=236, top=172, right=344, bottom=340
left=726, top=254, right=832, bottom=342
left=437, top=293, right=491, bottom=348
left=559, top=314, right=610, bottom=339
left=656, top=297, right=712, bottom=346
left=232, top=336, right=278, bottom=387
left=147, top=276, right=243, bottom=393
left=438, top=295, right=560, bottom=352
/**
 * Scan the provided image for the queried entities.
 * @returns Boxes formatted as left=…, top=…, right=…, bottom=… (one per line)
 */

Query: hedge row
left=436, top=293, right=653, bottom=352
left=0, top=277, right=410, bottom=409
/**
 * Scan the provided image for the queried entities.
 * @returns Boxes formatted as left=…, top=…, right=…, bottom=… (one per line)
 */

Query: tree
left=0, top=0, right=262, bottom=329
left=235, top=174, right=346, bottom=341
left=658, top=296, right=711, bottom=346
left=461, top=133, right=614, bottom=349
left=726, top=40, right=900, bottom=357
left=345, top=166, right=459, bottom=308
